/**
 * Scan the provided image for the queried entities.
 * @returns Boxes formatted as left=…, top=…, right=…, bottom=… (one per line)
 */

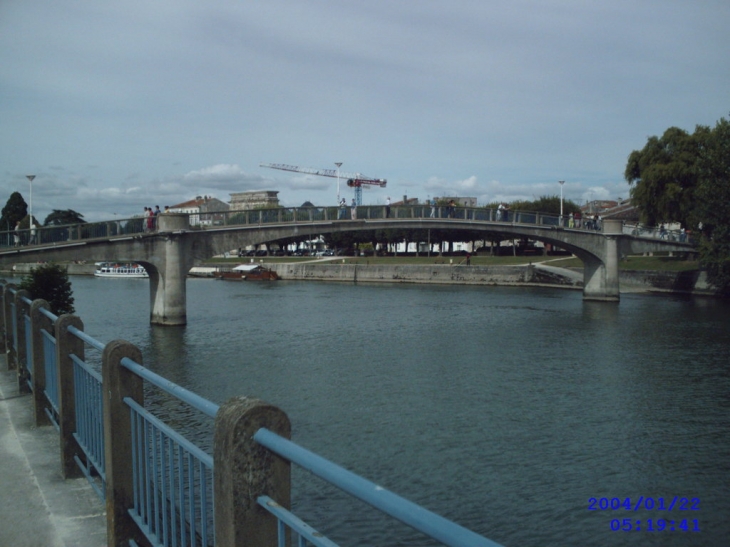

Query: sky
left=1, top=1, right=728, bottom=223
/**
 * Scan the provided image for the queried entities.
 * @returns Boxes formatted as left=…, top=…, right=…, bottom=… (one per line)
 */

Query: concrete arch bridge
left=0, top=206, right=694, bottom=325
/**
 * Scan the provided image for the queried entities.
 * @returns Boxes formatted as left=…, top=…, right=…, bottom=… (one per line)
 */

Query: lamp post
left=335, top=162, right=342, bottom=203
left=558, top=180, right=565, bottom=226
left=26, top=175, right=35, bottom=228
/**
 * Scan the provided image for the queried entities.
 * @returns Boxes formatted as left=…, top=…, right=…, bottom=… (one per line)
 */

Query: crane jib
left=260, top=162, right=386, bottom=186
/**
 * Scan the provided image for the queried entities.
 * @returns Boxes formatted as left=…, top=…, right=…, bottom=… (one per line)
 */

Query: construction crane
left=260, top=162, right=387, bottom=206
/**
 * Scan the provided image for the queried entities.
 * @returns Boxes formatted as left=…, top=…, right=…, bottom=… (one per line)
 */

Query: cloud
left=183, top=164, right=247, bottom=183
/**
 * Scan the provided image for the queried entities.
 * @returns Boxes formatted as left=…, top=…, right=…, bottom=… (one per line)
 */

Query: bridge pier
left=582, top=220, right=621, bottom=302
left=148, top=215, right=195, bottom=326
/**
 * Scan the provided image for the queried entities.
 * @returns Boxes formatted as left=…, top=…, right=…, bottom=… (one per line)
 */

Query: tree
left=19, top=263, right=75, bottom=315
left=43, top=209, right=86, bottom=226
left=624, top=126, right=700, bottom=227
left=0, top=191, right=28, bottom=232
left=694, top=117, right=730, bottom=296
left=625, top=114, right=730, bottom=296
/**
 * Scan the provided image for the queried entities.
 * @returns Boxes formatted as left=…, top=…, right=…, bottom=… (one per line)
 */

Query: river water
left=51, top=276, right=730, bottom=546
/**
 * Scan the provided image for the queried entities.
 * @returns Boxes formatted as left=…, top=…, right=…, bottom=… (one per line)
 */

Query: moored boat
left=213, top=264, right=279, bottom=281
left=94, top=262, right=149, bottom=278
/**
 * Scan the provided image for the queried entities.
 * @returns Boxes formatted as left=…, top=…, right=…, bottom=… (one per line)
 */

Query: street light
left=558, top=180, right=565, bottom=225
left=335, top=162, right=342, bottom=203
left=26, top=175, right=35, bottom=228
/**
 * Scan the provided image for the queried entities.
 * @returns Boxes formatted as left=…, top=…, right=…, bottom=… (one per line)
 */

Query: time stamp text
left=588, top=497, right=701, bottom=533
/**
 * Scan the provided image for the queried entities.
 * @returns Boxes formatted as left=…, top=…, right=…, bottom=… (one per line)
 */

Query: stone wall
left=267, top=263, right=578, bottom=288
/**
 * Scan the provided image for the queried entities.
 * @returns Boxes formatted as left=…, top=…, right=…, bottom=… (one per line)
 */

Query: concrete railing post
left=101, top=339, right=149, bottom=547
left=155, top=212, right=190, bottom=233
left=55, top=314, right=85, bottom=478
left=15, top=289, right=32, bottom=392
left=30, top=299, right=53, bottom=426
left=214, top=396, right=291, bottom=547
left=3, top=283, right=17, bottom=369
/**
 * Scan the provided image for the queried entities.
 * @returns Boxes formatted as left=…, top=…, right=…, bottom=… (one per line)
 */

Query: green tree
left=0, top=191, right=28, bottom=232
left=624, top=126, right=700, bottom=227
left=694, top=116, right=730, bottom=296
left=43, top=209, right=86, bottom=226
left=19, top=263, right=75, bottom=315
left=625, top=114, right=730, bottom=296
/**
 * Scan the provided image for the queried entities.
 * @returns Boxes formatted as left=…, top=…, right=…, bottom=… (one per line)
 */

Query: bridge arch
left=194, top=218, right=616, bottom=296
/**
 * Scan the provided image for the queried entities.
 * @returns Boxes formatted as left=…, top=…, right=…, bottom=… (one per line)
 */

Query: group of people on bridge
left=566, top=212, right=602, bottom=230
left=142, top=205, right=172, bottom=232
left=13, top=220, right=38, bottom=247
left=338, top=198, right=359, bottom=220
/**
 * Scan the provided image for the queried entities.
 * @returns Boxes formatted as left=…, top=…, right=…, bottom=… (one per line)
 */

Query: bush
left=19, top=263, right=75, bottom=315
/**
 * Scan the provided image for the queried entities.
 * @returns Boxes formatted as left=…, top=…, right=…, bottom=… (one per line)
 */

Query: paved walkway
left=0, top=356, right=107, bottom=547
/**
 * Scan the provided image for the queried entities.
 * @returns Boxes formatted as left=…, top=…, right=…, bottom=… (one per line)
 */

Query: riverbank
left=1, top=260, right=714, bottom=295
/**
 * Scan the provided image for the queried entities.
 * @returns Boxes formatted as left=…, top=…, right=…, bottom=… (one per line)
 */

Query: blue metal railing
left=40, top=307, right=60, bottom=429
left=24, top=313, right=33, bottom=390
left=120, top=356, right=218, bottom=547
left=10, top=300, right=17, bottom=356
left=72, top=352, right=106, bottom=500
left=65, top=324, right=107, bottom=499
left=258, top=496, right=339, bottom=547
left=126, top=397, right=214, bottom=547
left=254, top=428, right=503, bottom=547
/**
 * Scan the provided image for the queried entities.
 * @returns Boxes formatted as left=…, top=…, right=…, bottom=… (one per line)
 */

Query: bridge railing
left=200, top=205, right=572, bottom=229
left=0, top=208, right=695, bottom=255
left=0, top=281, right=504, bottom=547
left=0, top=216, right=147, bottom=250
left=622, top=223, right=692, bottom=243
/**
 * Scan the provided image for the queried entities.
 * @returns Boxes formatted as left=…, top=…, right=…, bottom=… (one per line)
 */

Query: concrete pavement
left=0, top=356, right=107, bottom=547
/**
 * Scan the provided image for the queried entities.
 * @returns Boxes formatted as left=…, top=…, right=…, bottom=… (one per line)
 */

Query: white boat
left=94, top=262, right=149, bottom=278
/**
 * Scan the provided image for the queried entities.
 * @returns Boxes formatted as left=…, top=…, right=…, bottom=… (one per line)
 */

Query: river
left=44, top=276, right=730, bottom=546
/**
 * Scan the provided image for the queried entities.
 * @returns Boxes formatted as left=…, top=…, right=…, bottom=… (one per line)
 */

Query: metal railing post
left=15, top=289, right=31, bottom=392
left=30, top=299, right=53, bottom=426
left=101, top=339, right=148, bottom=547
left=214, top=396, right=291, bottom=547
left=55, top=314, right=85, bottom=479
